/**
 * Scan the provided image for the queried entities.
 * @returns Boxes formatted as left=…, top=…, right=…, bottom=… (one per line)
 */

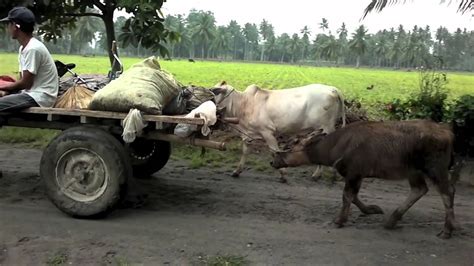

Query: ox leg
left=351, top=179, right=384, bottom=215
left=334, top=177, right=359, bottom=227
left=232, top=141, right=249, bottom=177
left=384, top=176, right=428, bottom=230
left=432, top=171, right=457, bottom=239
left=262, top=132, right=288, bottom=183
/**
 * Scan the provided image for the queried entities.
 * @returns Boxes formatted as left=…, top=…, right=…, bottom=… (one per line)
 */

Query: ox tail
left=334, top=88, right=346, bottom=128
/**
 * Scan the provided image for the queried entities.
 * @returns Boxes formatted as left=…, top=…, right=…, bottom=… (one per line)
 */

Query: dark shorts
left=0, top=93, right=38, bottom=112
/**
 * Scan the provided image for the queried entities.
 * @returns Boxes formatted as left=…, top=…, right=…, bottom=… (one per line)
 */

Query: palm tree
left=276, top=33, right=291, bottom=62
left=227, top=20, right=242, bottom=60
left=191, top=11, right=216, bottom=58
left=289, top=34, right=300, bottom=62
left=337, top=23, right=348, bottom=63
left=211, top=26, right=230, bottom=59
left=242, top=23, right=259, bottom=60
left=73, top=16, right=101, bottom=54
left=173, top=14, right=192, bottom=58
left=374, top=30, right=389, bottom=66
left=259, top=19, right=274, bottom=61
left=349, top=25, right=369, bottom=68
left=320, top=35, right=340, bottom=63
left=319, top=18, right=329, bottom=33
left=300, top=26, right=311, bottom=60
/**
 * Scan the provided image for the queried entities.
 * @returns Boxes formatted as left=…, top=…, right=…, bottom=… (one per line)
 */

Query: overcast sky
left=160, top=0, right=473, bottom=36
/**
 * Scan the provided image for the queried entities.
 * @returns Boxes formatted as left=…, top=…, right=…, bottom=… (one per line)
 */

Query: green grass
left=198, top=254, right=249, bottom=266
left=46, top=252, right=68, bottom=266
left=1, top=52, right=473, bottom=169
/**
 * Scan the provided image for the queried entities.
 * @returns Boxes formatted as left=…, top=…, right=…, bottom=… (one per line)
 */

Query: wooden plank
left=20, top=107, right=205, bottom=125
left=47, top=114, right=61, bottom=121
left=5, top=118, right=227, bottom=151
left=144, top=132, right=226, bottom=151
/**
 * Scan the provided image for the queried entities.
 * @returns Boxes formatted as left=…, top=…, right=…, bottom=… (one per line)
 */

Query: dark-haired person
left=0, top=7, right=58, bottom=178
left=0, top=6, right=58, bottom=112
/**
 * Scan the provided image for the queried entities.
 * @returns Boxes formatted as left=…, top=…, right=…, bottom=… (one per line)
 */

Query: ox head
left=211, top=81, right=236, bottom=114
left=271, top=129, right=327, bottom=169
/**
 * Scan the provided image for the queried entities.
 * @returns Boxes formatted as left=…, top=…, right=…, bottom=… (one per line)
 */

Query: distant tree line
left=1, top=8, right=473, bottom=71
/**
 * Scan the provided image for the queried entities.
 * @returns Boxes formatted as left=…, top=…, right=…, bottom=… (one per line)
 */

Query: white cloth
left=122, top=109, right=148, bottom=143
left=18, top=37, right=59, bottom=107
left=174, top=101, right=217, bottom=137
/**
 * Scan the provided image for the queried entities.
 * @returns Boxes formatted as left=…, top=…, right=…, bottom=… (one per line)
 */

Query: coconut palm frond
left=362, top=0, right=407, bottom=19
left=362, top=0, right=472, bottom=19
left=458, top=0, right=474, bottom=13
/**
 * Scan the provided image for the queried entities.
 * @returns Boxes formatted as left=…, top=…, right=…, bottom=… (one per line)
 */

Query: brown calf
left=271, top=120, right=457, bottom=238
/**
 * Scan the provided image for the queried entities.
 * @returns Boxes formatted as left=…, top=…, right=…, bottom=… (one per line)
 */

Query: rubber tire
left=40, top=126, right=132, bottom=218
left=127, top=139, right=171, bottom=178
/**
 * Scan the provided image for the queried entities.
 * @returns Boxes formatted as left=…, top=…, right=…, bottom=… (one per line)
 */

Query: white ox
left=212, top=81, right=346, bottom=182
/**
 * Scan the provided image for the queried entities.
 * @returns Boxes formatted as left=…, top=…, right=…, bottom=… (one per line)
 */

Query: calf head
left=271, top=130, right=326, bottom=169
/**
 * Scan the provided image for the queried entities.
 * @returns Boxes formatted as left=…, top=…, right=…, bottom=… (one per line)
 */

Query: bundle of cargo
left=54, top=85, right=94, bottom=109
left=88, top=56, right=182, bottom=115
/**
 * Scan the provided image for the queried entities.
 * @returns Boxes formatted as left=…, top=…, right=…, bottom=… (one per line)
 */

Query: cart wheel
left=127, top=138, right=171, bottom=178
left=40, top=126, right=132, bottom=217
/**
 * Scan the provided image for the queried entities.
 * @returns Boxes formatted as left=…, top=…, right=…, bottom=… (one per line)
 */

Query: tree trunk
left=233, top=39, right=237, bottom=60
left=356, top=55, right=360, bottom=68
left=102, top=7, right=118, bottom=70
left=260, top=43, right=265, bottom=61
left=243, top=42, right=247, bottom=60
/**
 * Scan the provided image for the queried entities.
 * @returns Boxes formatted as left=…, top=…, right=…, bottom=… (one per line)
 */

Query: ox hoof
left=436, top=230, right=452, bottom=239
left=231, top=171, right=241, bottom=178
left=365, top=205, right=384, bottom=215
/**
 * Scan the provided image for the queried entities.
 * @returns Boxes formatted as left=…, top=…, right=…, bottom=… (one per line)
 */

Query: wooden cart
left=1, top=107, right=227, bottom=217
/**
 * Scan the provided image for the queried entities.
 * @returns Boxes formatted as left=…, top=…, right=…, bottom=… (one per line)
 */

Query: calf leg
left=232, top=141, right=249, bottom=177
left=351, top=179, right=384, bottom=215
left=384, top=176, right=428, bottom=229
left=334, top=177, right=360, bottom=227
left=312, top=125, right=338, bottom=182
left=432, top=171, right=457, bottom=239
left=311, top=166, right=323, bottom=181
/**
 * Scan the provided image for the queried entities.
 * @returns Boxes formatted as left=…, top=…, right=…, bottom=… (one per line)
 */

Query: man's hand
left=0, top=70, right=34, bottom=92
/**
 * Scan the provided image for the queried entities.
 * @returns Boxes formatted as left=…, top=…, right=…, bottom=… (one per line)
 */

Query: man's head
left=1, top=7, right=36, bottom=38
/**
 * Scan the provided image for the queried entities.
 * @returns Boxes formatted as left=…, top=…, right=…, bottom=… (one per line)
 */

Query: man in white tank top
left=0, top=6, right=59, bottom=111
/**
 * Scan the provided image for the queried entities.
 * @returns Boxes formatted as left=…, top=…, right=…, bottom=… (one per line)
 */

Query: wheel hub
left=55, top=148, right=109, bottom=202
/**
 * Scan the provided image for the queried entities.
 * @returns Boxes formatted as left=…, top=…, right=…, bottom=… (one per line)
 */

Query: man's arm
left=0, top=70, right=35, bottom=91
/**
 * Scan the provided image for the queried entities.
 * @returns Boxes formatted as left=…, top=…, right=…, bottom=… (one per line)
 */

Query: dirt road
left=1, top=144, right=473, bottom=265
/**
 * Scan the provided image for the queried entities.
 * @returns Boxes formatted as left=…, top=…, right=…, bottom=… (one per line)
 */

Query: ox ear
left=211, top=88, right=224, bottom=96
left=214, top=80, right=227, bottom=87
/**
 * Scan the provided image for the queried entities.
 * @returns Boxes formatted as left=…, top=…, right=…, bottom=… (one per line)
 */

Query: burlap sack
left=88, top=56, right=181, bottom=114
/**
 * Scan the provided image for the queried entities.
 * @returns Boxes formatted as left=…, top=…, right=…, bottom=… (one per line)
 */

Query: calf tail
left=334, top=88, right=346, bottom=127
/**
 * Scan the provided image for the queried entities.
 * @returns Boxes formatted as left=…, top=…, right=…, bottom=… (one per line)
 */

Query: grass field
left=1, top=53, right=473, bottom=110
left=0, top=52, right=473, bottom=170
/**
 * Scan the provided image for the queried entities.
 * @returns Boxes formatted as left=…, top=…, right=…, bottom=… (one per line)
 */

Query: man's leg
left=0, top=93, right=38, bottom=177
left=0, top=93, right=38, bottom=112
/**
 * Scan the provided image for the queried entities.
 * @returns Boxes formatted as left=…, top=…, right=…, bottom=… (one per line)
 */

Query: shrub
left=386, top=57, right=448, bottom=122
left=449, top=95, right=474, bottom=157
